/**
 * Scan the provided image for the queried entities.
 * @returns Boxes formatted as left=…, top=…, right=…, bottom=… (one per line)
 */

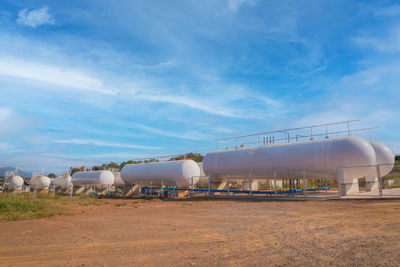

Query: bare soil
left=0, top=198, right=399, bottom=266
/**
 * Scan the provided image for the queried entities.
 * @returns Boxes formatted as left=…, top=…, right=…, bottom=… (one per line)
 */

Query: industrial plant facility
left=1, top=120, right=398, bottom=200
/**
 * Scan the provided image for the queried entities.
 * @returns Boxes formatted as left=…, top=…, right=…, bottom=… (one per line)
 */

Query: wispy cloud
left=129, top=122, right=208, bottom=141
left=374, top=5, right=400, bottom=17
left=53, top=139, right=161, bottom=150
left=352, top=24, right=400, bottom=52
left=0, top=58, right=115, bottom=95
left=17, top=6, right=55, bottom=28
left=227, top=0, right=257, bottom=12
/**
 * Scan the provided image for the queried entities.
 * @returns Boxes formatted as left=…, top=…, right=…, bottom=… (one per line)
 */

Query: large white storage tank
left=30, top=175, right=51, bottom=189
left=5, top=174, right=24, bottom=189
left=53, top=175, right=73, bottom=188
left=72, top=170, right=115, bottom=186
left=121, top=160, right=201, bottom=187
left=203, top=136, right=376, bottom=183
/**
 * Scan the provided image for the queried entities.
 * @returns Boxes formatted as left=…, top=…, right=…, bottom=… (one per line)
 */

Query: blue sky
left=0, top=0, right=399, bottom=173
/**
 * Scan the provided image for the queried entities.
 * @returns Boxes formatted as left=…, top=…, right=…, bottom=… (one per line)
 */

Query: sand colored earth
left=0, top=198, right=399, bottom=266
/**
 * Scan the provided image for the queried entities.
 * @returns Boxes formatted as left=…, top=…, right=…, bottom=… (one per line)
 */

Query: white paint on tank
left=368, top=141, right=395, bottom=178
left=30, top=175, right=51, bottom=189
left=196, top=163, right=209, bottom=186
left=203, top=136, right=376, bottom=183
left=121, top=160, right=201, bottom=187
left=113, top=172, right=125, bottom=185
left=6, top=175, right=24, bottom=189
left=72, top=170, right=115, bottom=186
left=53, top=175, right=73, bottom=188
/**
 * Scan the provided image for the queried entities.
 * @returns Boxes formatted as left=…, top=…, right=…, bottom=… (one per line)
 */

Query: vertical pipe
left=173, top=180, right=176, bottom=198
left=347, top=122, right=350, bottom=136
left=248, top=173, right=252, bottom=197
left=377, top=165, right=383, bottom=198
left=191, top=177, right=194, bottom=198
left=274, top=172, right=277, bottom=198
left=303, top=171, right=307, bottom=197
left=208, top=171, right=211, bottom=196
left=227, top=175, right=230, bottom=196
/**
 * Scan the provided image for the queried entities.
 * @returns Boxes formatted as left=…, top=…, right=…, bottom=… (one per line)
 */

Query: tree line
left=70, top=152, right=204, bottom=175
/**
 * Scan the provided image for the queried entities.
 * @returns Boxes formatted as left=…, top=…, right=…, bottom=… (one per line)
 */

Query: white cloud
left=53, top=139, right=161, bottom=150
left=0, top=142, right=15, bottom=151
left=0, top=58, right=115, bottom=95
left=0, top=152, right=100, bottom=174
left=0, top=107, right=12, bottom=123
left=341, top=64, right=400, bottom=92
left=133, top=92, right=238, bottom=118
left=129, top=122, right=209, bottom=141
left=374, top=5, right=400, bottom=17
left=227, top=0, right=257, bottom=12
left=17, top=6, right=55, bottom=28
left=352, top=25, right=400, bottom=52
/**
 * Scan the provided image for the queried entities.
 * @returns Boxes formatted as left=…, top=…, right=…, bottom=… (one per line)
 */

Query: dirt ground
left=0, top=198, right=399, bottom=267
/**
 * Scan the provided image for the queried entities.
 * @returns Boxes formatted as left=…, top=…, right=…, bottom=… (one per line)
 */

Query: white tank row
left=16, top=136, right=393, bottom=191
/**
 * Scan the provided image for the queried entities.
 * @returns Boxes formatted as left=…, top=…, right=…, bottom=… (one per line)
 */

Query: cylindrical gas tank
left=53, top=175, right=73, bottom=188
left=369, top=141, right=395, bottom=177
left=6, top=175, right=24, bottom=189
left=72, top=170, right=115, bottom=186
left=196, top=163, right=209, bottom=186
left=30, top=175, right=51, bottom=189
left=121, top=160, right=201, bottom=187
left=203, top=136, right=376, bottom=183
left=113, top=172, right=125, bottom=185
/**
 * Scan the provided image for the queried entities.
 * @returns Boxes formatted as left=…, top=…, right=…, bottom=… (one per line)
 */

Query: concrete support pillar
left=338, top=168, right=359, bottom=196
left=274, top=172, right=277, bottom=198
left=365, top=176, right=379, bottom=192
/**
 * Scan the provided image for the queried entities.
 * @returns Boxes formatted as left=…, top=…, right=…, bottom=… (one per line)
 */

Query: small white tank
left=53, top=175, right=73, bottom=188
left=5, top=175, right=24, bottom=189
left=121, top=160, right=201, bottom=187
left=72, top=170, right=115, bottom=186
left=30, top=175, right=51, bottom=189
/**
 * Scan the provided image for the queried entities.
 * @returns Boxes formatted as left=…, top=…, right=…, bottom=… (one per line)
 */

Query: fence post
left=377, top=165, right=383, bottom=198
left=303, top=171, right=307, bottom=198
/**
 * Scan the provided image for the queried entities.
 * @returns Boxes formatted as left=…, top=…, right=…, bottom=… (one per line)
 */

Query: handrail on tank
left=215, top=120, right=361, bottom=141
left=219, top=127, right=379, bottom=149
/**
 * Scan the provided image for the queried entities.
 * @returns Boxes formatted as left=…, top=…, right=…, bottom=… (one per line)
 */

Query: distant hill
left=0, top=167, right=31, bottom=178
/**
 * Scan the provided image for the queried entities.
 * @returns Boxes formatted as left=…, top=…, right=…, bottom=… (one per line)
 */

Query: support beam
left=227, top=175, right=230, bottom=196
left=377, top=165, right=383, bottom=198
left=248, top=173, right=252, bottom=197
left=337, top=168, right=359, bottom=196
left=274, top=172, right=277, bottom=198
left=303, top=171, right=307, bottom=197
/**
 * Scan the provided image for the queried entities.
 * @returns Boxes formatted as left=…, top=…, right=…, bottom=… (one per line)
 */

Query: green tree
left=70, top=168, right=81, bottom=175
left=169, top=152, right=203, bottom=162
left=48, top=173, right=56, bottom=178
